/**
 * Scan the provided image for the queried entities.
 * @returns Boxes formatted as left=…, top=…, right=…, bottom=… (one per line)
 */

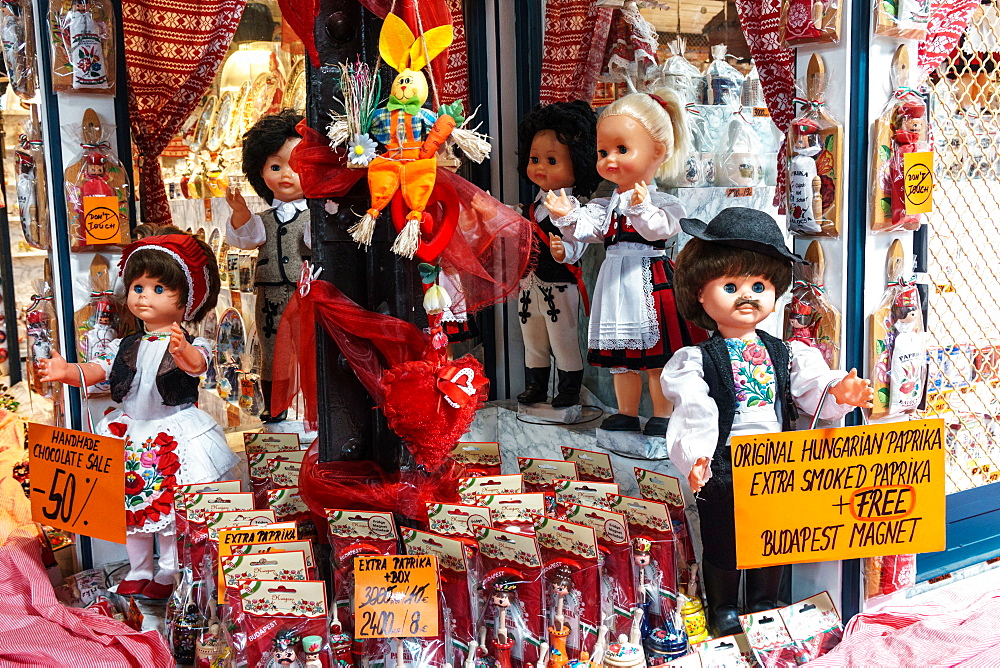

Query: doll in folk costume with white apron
left=515, top=101, right=601, bottom=408
left=39, top=230, right=239, bottom=599
left=787, top=118, right=824, bottom=235
left=546, top=90, right=702, bottom=436
left=226, top=110, right=310, bottom=422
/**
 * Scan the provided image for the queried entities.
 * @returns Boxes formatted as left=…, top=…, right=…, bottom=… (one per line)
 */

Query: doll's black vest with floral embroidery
left=109, top=331, right=200, bottom=406
left=696, top=330, right=798, bottom=486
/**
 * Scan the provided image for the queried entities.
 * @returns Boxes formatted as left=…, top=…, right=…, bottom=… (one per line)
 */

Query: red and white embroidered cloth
left=539, top=0, right=614, bottom=105
left=123, top=0, right=245, bottom=226
left=919, top=0, right=980, bottom=79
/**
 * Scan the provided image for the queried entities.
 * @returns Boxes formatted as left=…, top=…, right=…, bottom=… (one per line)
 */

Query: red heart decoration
left=390, top=178, right=459, bottom=262
left=380, top=355, right=488, bottom=471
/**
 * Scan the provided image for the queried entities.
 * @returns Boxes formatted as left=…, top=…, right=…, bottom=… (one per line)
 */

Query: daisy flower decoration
left=348, top=133, right=377, bottom=166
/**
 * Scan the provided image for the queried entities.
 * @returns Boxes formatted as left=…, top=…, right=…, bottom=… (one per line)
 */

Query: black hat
left=679, top=207, right=806, bottom=264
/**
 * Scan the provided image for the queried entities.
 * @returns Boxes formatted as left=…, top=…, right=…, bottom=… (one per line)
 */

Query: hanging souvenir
left=49, top=0, right=115, bottom=93
left=782, top=0, right=842, bottom=46
left=1, top=0, right=36, bottom=99
left=705, top=44, right=744, bottom=106
left=24, top=279, right=60, bottom=400
left=660, top=37, right=702, bottom=105
left=601, top=1, right=660, bottom=90
left=788, top=55, right=843, bottom=237
left=64, top=108, right=130, bottom=250
left=15, top=119, right=50, bottom=250
left=73, top=254, right=119, bottom=395
left=869, top=240, right=928, bottom=420
left=874, top=0, right=929, bottom=40
left=783, top=242, right=841, bottom=368
left=870, top=46, right=931, bottom=233
left=216, top=307, right=246, bottom=406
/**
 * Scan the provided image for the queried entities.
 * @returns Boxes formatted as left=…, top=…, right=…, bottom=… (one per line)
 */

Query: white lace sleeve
left=789, top=341, right=854, bottom=420
left=552, top=197, right=611, bottom=244
left=661, top=347, right=719, bottom=481
left=621, top=191, right=684, bottom=241
left=561, top=236, right=587, bottom=265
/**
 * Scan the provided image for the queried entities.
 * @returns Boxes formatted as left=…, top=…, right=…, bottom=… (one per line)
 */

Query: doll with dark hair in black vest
left=662, top=208, right=873, bottom=636
left=514, top=101, right=601, bottom=408
left=225, top=109, right=310, bottom=421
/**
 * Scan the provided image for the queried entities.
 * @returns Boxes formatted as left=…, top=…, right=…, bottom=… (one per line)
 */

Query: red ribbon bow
left=436, top=364, right=487, bottom=409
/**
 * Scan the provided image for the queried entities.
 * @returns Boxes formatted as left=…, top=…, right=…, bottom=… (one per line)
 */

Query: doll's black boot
left=745, top=565, right=785, bottom=612
left=551, top=369, right=583, bottom=408
left=260, top=380, right=287, bottom=423
left=702, top=559, right=743, bottom=637
left=517, top=367, right=550, bottom=404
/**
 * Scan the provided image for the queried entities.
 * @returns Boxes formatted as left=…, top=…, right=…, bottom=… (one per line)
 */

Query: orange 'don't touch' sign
left=27, top=423, right=126, bottom=544
left=732, top=418, right=945, bottom=569
left=83, top=195, right=122, bottom=244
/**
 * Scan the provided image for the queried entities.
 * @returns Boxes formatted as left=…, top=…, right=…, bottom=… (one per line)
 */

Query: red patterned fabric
left=123, top=0, right=246, bottom=226
left=733, top=0, right=796, bottom=211
left=918, top=0, right=979, bottom=79
left=277, top=0, right=319, bottom=66
left=539, top=0, right=615, bottom=105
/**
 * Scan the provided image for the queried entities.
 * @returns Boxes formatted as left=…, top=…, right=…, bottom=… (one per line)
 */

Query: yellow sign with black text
left=353, top=555, right=439, bottom=638
left=732, top=418, right=945, bottom=569
left=27, top=423, right=126, bottom=544
left=903, top=151, right=933, bottom=214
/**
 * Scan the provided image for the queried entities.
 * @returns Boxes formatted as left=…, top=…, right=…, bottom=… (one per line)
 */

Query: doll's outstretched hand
left=631, top=180, right=650, bottom=207
left=829, top=369, right=874, bottom=408
left=548, top=233, right=566, bottom=262
left=688, top=457, right=710, bottom=493
left=225, top=187, right=252, bottom=229
left=470, top=191, right=497, bottom=220
left=37, top=350, right=69, bottom=384
left=169, top=323, right=208, bottom=376
left=544, top=188, right=575, bottom=219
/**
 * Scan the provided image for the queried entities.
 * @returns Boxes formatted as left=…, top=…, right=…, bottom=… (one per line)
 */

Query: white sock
left=124, top=532, right=155, bottom=581
left=153, top=533, right=178, bottom=585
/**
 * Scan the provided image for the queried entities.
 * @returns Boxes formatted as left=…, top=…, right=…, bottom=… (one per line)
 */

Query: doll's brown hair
left=122, top=226, right=221, bottom=323
left=674, top=238, right=793, bottom=332
left=243, top=109, right=304, bottom=202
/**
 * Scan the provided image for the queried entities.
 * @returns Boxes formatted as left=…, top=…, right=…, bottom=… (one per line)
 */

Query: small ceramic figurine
left=268, top=629, right=302, bottom=668
left=546, top=89, right=698, bottom=436
left=302, top=635, right=323, bottom=668
left=548, top=563, right=576, bottom=668
left=515, top=101, right=600, bottom=408
left=788, top=118, right=824, bottom=235
left=487, top=574, right=520, bottom=668
left=60, top=0, right=109, bottom=89
left=226, top=110, right=310, bottom=422
left=631, top=537, right=656, bottom=642
left=662, top=207, right=873, bottom=636
left=81, top=297, right=115, bottom=391
left=38, top=230, right=239, bottom=600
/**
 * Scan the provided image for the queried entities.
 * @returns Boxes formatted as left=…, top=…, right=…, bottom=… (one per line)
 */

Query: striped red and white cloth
left=807, top=580, right=1000, bottom=667
left=0, top=410, right=172, bottom=667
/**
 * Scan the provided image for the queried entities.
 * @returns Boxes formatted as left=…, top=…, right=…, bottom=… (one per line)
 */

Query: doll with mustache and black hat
left=661, top=207, right=872, bottom=637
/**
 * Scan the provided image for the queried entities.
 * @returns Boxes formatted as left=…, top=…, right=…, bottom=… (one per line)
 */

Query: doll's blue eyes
left=752, top=282, right=765, bottom=293
left=155, top=286, right=164, bottom=294
left=270, top=164, right=281, bottom=171
left=618, top=145, right=628, bottom=154
left=133, top=286, right=142, bottom=294
left=547, top=157, right=556, bottom=165
left=133, top=285, right=165, bottom=294
left=724, top=283, right=737, bottom=293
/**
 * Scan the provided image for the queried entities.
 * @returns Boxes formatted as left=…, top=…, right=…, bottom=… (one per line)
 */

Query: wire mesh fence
left=926, top=3, right=1000, bottom=493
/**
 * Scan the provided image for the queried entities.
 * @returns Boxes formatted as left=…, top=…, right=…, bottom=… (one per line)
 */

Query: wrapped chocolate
left=15, top=121, right=49, bottom=250
left=73, top=254, right=119, bottom=395
left=1, top=0, right=37, bottom=99
left=716, top=112, right=763, bottom=187
left=64, top=108, right=130, bottom=250
left=705, top=44, right=744, bottom=106
left=25, top=279, right=61, bottom=400
left=661, top=37, right=703, bottom=105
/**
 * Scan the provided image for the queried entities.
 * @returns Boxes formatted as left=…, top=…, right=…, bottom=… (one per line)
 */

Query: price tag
left=83, top=195, right=122, bottom=245
left=27, top=423, right=125, bottom=544
left=353, top=555, right=439, bottom=638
